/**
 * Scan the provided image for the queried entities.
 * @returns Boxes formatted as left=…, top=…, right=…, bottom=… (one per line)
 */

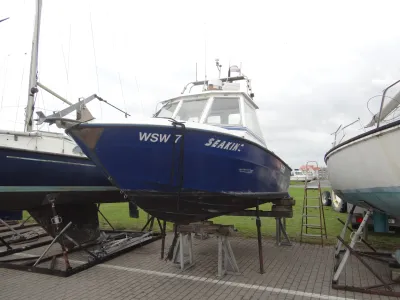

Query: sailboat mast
left=24, top=0, right=42, bottom=132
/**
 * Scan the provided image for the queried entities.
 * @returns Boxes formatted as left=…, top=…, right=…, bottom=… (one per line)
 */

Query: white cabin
left=154, top=73, right=266, bottom=148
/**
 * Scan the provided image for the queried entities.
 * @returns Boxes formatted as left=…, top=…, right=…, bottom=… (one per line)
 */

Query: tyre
left=321, top=191, right=332, bottom=206
left=332, top=194, right=347, bottom=213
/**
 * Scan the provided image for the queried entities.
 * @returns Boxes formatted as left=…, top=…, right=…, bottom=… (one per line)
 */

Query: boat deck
left=1, top=231, right=398, bottom=300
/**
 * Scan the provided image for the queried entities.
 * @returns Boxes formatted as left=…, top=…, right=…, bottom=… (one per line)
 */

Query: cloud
left=2, top=0, right=400, bottom=169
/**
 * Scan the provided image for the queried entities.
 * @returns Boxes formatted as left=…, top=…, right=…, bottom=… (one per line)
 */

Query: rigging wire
left=118, top=72, right=127, bottom=113
left=61, top=45, right=69, bottom=100
left=67, top=23, right=72, bottom=98
left=40, top=87, right=49, bottom=131
left=135, top=76, right=144, bottom=114
left=0, top=54, right=10, bottom=109
left=88, top=3, right=102, bottom=119
left=111, top=28, right=127, bottom=115
left=14, top=54, right=27, bottom=131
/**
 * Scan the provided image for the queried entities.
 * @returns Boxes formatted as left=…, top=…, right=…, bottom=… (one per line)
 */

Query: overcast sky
left=1, top=0, right=400, bottom=168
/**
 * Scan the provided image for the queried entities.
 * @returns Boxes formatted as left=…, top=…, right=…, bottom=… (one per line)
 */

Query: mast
left=24, top=0, right=42, bottom=132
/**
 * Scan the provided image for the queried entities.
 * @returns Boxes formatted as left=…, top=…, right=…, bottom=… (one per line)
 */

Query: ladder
left=300, top=161, right=328, bottom=246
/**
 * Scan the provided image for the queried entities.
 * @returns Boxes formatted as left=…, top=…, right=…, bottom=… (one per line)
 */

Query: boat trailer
left=332, top=205, right=400, bottom=297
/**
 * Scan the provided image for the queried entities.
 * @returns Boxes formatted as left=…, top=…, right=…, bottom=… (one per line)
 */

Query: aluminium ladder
left=300, top=161, right=328, bottom=246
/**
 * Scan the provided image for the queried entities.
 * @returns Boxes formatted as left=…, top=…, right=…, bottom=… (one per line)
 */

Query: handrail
left=324, top=118, right=400, bottom=163
left=376, top=79, right=400, bottom=128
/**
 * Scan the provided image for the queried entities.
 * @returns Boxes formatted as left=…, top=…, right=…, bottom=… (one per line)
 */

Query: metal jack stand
left=332, top=209, right=400, bottom=297
left=171, top=222, right=239, bottom=277
left=172, top=232, right=194, bottom=271
left=217, top=234, right=240, bottom=277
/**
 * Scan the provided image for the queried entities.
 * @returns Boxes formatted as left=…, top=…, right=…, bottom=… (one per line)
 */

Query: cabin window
left=205, top=97, right=241, bottom=125
left=156, top=102, right=179, bottom=118
left=243, top=99, right=263, bottom=138
left=175, top=98, right=208, bottom=122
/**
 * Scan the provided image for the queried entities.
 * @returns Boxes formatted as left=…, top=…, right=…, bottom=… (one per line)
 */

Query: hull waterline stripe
left=0, top=186, right=119, bottom=192
left=6, top=156, right=95, bottom=167
left=13, top=253, right=353, bottom=300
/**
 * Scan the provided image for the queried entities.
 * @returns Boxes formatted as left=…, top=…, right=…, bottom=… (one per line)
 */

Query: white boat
left=325, top=80, right=400, bottom=216
left=290, top=169, right=313, bottom=182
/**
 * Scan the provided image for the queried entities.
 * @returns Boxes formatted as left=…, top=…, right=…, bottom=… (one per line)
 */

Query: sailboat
left=325, top=79, right=400, bottom=216
left=0, top=0, right=126, bottom=241
left=42, top=62, right=292, bottom=224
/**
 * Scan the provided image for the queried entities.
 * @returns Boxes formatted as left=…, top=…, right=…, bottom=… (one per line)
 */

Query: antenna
left=215, top=58, right=222, bottom=78
left=196, top=62, right=197, bottom=81
left=203, top=22, right=207, bottom=91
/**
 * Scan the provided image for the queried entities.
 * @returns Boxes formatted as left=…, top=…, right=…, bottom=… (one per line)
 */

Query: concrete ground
left=1, top=227, right=399, bottom=300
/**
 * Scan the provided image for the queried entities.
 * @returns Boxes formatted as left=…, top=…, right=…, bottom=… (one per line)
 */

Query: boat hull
left=325, top=122, right=400, bottom=216
left=67, top=121, right=291, bottom=223
left=0, top=146, right=125, bottom=210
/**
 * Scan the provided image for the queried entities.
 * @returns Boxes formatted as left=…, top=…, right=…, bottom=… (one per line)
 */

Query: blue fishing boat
left=43, top=64, right=291, bottom=224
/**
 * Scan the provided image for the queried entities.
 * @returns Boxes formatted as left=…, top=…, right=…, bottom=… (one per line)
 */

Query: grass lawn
left=290, top=180, right=306, bottom=185
left=23, top=187, right=400, bottom=250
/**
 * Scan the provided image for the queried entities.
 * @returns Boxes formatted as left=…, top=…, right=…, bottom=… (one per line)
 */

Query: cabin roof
left=160, top=91, right=259, bottom=109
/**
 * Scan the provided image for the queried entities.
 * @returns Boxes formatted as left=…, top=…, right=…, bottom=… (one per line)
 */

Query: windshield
left=205, top=97, right=241, bottom=125
left=175, top=98, right=208, bottom=122
left=155, top=102, right=179, bottom=118
left=243, top=99, right=263, bottom=138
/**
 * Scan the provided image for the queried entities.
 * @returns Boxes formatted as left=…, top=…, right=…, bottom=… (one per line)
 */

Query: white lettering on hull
left=204, top=138, right=244, bottom=152
left=139, top=132, right=181, bottom=144
left=138, top=132, right=244, bottom=152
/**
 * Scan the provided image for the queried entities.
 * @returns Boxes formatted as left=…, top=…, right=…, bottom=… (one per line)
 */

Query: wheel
left=321, top=191, right=332, bottom=206
left=332, top=195, right=347, bottom=213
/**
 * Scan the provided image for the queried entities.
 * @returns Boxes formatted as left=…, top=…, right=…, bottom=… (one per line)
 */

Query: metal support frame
left=228, top=197, right=294, bottom=274
left=276, top=217, right=291, bottom=246
left=0, top=201, right=162, bottom=277
left=331, top=209, right=400, bottom=297
left=0, top=223, right=51, bottom=257
left=0, top=230, right=161, bottom=277
left=255, top=203, right=264, bottom=274
left=335, top=204, right=356, bottom=258
left=334, top=205, right=376, bottom=259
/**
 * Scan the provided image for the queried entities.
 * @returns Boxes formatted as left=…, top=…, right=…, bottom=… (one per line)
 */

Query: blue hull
left=68, top=123, right=291, bottom=223
left=335, top=187, right=400, bottom=217
left=0, top=146, right=125, bottom=210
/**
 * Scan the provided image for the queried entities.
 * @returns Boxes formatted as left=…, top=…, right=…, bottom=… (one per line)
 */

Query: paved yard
left=1, top=230, right=399, bottom=300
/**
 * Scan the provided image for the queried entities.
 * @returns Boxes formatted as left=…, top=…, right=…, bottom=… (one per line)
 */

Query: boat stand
left=0, top=219, right=51, bottom=257
left=171, top=222, right=240, bottom=277
left=332, top=208, right=400, bottom=297
left=0, top=205, right=162, bottom=277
